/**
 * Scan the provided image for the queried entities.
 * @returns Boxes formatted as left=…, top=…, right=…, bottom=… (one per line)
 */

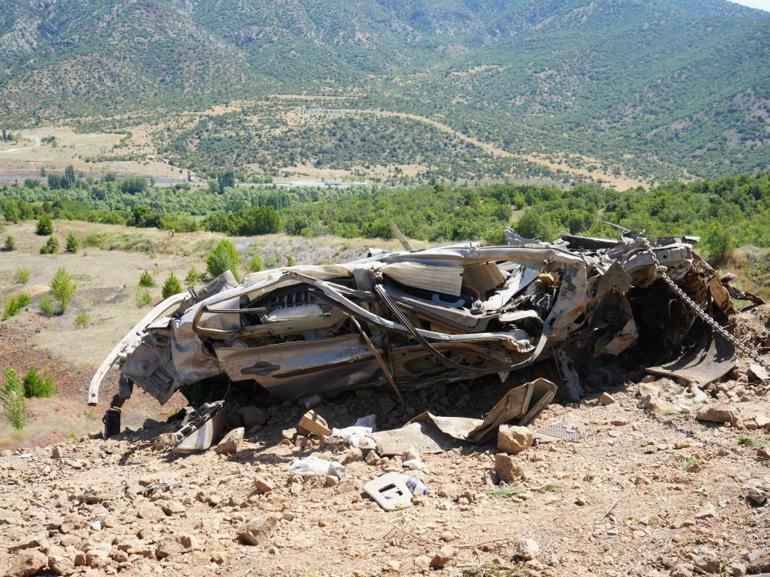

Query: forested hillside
left=0, top=0, right=768, bottom=180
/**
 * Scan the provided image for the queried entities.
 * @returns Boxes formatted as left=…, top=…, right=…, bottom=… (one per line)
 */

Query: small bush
left=13, top=267, right=30, bottom=284
left=286, top=254, right=297, bottom=267
left=185, top=268, right=201, bottom=285
left=2, top=235, right=15, bottom=252
left=40, top=236, right=60, bottom=254
left=50, top=268, right=76, bottom=313
left=39, top=294, right=56, bottom=317
left=65, top=232, right=79, bottom=253
left=161, top=273, right=183, bottom=299
left=2, top=293, right=31, bottom=321
left=136, top=288, right=152, bottom=307
left=206, top=239, right=240, bottom=280
left=23, top=368, right=56, bottom=398
left=36, top=215, right=53, bottom=236
left=74, top=310, right=92, bottom=329
left=1, top=367, right=26, bottom=429
left=138, top=270, right=156, bottom=288
left=249, top=254, right=265, bottom=273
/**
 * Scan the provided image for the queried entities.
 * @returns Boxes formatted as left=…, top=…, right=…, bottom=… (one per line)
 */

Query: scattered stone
left=747, top=363, right=769, bottom=383
left=297, top=410, right=332, bottom=438
left=239, top=406, right=268, bottom=428
left=386, top=559, right=401, bottom=571
left=747, top=487, right=768, bottom=507
left=47, top=546, right=75, bottom=575
left=161, top=499, right=186, bottom=515
left=757, top=447, right=770, bottom=460
left=155, top=537, right=184, bottom=559
left=8, top=550, right=48, bottom=577
left=494, top=453, right=525, bottom=483
left=216, top=427, right=244, bottom=454
left=238, top=516, right=279, bottom=546
left=8, top=533, right=49, bottom=553
left=429, top=546, right=456, bottom=569
left=0, top=509, right=22, bottom=526
left=137, top=502, right=163, bottom=521
left=341, top=448, right=363, bottom=464
left=599, top=392, right=616, bottom=406
left=516, top=538, right=540, bottom=561
left=696, top=404, right=737, bottom=425
left=694, top=502, right=717, bottom=520
left=51, top=445, right=63, bottom=459
left=253, top=476, right=274, bottom=494
left=152, top=433, right=179, bottom=451
left=692, top=547, right=721, bottom=574
left=497, top=425, right=533, bottom=455
left=674, top=441, right=691, bottom=449
left=746, top=548, right=770, bottom=573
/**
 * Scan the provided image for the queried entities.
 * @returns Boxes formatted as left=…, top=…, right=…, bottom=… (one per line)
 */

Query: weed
left=1, top=368, right=27, bottom=429
left=74, top=310, right=92, bottom=329
left=13, top=267, right=30, bottom=284
left=23, top=368, right=56, bottom=398
left=185, top=268, right=201, bottom=284
left=2, top=235, right=15, bottom=251
left=138, top=270, right=156, bottom=288
left=161, top=273, right=183, bottom=298
left=136, top=288, right=152, bottom=307
left=738, top=435, right=769, bottom=448
left=538, top=483, right=564, bottom=493
left=249, top=254, right=264, bottom=272
left=286, top=254, right=297, bottom=267
left=39, top=294, right=57, bottom=317
left=485, top=486, right=521, bottom=498
left=2, top=293, right=31, bottom=321
left=680, top=457, right=701, bottom=471
left=462, top=566, right=523, bottom=577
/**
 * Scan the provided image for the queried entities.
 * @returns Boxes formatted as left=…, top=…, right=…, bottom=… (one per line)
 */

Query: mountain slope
left=0, top=0, right=768, bottom=179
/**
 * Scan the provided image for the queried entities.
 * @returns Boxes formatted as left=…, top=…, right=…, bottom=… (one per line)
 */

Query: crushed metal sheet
left=535, top=422, right=585, bottom=443
left=646, top=333, right=736, bottom=386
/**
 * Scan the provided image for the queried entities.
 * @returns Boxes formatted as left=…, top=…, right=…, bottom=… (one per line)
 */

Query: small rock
left=429, top=546, right=456, bottom=569
left=747, top=363, right=769, bottom=383
left=494, top=453, right=525, bottom=483
left=692, top=547, right=721, bottom=574
left=517, top=538, right=540, bottom=561
left=747, top=487, right=768, bottom=507
left=611, top=419, right=629, bottom=426
left=599, top=392, right=616, bottom=406
left=152, top=433, right=178, bottom=451
left=341, top=448, right=363, bottom=464
left=757, top=447, right=770, bottom=460
left=155, top=537, right=184, bottom=560
left=253, top=477, right=274, bottom=494
left=386, top=559, right=401, bottom=571
left=694, top=502, right=717, bottom=520
left=238, top=516, right=278, bottom=546
left=216, top=427, right=244, bottom=454
left=9, top=550, right=48, bottom=577
left=297, top=410, right=332, bottom=438
left=696, top=404, right=737, bottom=425
left=51, top=446, right=63, bottom=459
left=497, top=425, right=533, bottom=455
left=136, top=502, right=163, bottom=521
left=239, top=406, right=267, bottom=428
left=161, top=500, right=186, bottom=515
left=0, top=509, right=22, bottom=526
left=746, top=548, right=770, bottom=573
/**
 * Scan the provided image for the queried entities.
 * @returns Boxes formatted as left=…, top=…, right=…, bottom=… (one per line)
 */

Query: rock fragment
left=239, top=406, right=267, bottom=428
left=497, top=425, right=533, bottom=455
left=216, top=427, right=244, bottom=454
left=253, top=476, right=274, bottom=494
left=238, top=516, right=278, bottom=546
left=7, top=550, right=48, bottom=577
left=694, top=502, right=717, bottom=520
left=297, top=410, right=332, bottom=437
left=599, top=392, right=616, bottom=406
left=429, top=546, right=456, bottom=569
left=696, top=404, right=737, bottom=425
left=494, top=453, right=525, bottom=483
left=517, top=538, right=540, bottom=561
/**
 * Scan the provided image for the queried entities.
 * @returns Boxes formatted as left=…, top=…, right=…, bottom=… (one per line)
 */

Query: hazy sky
left=728, top=0, right=770, bottom=11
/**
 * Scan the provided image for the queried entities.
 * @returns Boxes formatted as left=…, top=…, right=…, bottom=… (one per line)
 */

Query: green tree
left=206, top=239, right=240, bottom=280
left=50, top=268, right=76, bottom=313
left=2, top=235, right=15, bottom=251
left=63, top=165, right=77, bottom=188
left=40, top=236, right=60, bottom=254
left=23, top=368, right=56, bottom=398
left=138, top=270, right=156, bottom=288
left=161, top=273, right=183, bottom=298
left=36, top=214, right=53, bottom=236
left=249, top=254, right=264, bottom=272
left=1, top=367, right=26, bottom=429
left=65, top=232, right=79, bottom=253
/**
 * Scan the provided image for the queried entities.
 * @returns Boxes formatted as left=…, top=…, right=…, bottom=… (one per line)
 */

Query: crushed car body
left=89, top=231, right=741, bottom=439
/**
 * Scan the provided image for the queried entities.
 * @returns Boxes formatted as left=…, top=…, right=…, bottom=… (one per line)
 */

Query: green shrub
left=2, top=293, right=31, bottom=321
left=36, top=214, right=53, bottom=236
left=50, top=268, right=76, bottom=313
left=138, top=270, right=156, bottom=288
left=162, top=273, right=183, bottom=298
left=23, top=368, right=56, bottom=398
left=39, top=295, right=56, bottom=317
left=13, top=267, right=30, bottom=284
left=1, top=367, right=26, bottom=429
left=40, top=236, right=60, bottom=254
left=286, top=254, right=297, bottom=267
left=206, top=239, right=240, bottom=280
left=136, top=288, right=152, bottom=307
left=65, top=232, right=79, bottom=253
left=185, top=268, right=201, bottom=285
left=249, top=254, right=264, bottom=272
left=74, top=310, right=92, bottom=329
left=2, top=235, right=15, bottom=252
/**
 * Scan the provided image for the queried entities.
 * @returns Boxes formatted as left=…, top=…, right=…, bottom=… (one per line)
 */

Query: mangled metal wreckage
left=89, top=232, right=741, bottom=444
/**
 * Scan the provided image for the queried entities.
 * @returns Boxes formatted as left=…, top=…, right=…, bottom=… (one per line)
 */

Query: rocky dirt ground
left=1, top=307, right=769, bottom=577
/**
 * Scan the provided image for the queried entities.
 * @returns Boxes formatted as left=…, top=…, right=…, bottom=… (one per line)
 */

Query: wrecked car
left=89, top=230, right=743, bottom=442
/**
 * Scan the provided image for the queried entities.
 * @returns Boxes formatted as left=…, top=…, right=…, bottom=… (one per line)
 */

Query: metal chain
left=638, top=238, right=770, bottom=373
